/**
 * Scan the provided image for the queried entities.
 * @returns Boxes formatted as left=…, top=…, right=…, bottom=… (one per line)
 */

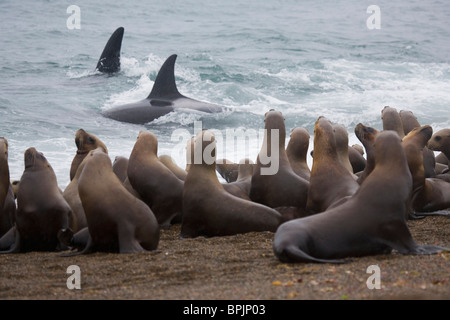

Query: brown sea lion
left=354, top=123, right=379, bottom=185
left=127, top=131, right=183, bottom=228
left=63, top=157, right=88, bottom=233
left=1, top=148, right=72, bottom=253
left=381, top=106, right=404, bottom=138
left=68, top=148, right=159, bottom=254
left=249, top=110, right=309, bottom=218
left=401, top=125, right=434, bottom=218
left=286, top=127, right=311, bottom=181
left=159, top=154, right=188, bottom=181
left=399, top=110, right=436, bottom=178
left=112, top=156, right=129, bottom=183
left=306, top=117, right=359, bottom=214
left=181, top=130, right=283, bottom=238
left=273, top=131, right=449, bottom=264
left=0, top=138, right=15, bottom=238
left=69, top=129, right=108, bottom=181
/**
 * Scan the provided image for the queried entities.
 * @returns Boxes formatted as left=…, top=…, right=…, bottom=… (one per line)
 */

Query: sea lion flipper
left=410, top=245, right=450, bottom=255
left=0, top=227, right=20, bottom=254
left=276, top=245, right=347, bottom=264
left=118, top=224, right=145, bottom=254
left=414, top=210, right=450, bottom=217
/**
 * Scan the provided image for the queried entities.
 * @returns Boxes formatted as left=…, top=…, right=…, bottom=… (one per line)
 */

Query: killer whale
left=96, top=27, right=124, bottom=73
left=101, top=54, right=227, bottom=124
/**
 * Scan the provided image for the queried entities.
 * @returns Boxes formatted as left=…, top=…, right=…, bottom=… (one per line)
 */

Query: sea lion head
left=428, top=128, right=450, bottom=152
left=403, top=125, right=433, bottom=147
left=355, top=123, right=379, bottom=146
left=136, top=130, right=158, bottom=156
left=24, top=147, right=49, bottom=170
left=313, top=116, right=336, bottom=156
left=192, top=130, right=216, bottom=167
left=287, top=128, right=310, bottom=158
left=75, top=129, right=108, bottom=155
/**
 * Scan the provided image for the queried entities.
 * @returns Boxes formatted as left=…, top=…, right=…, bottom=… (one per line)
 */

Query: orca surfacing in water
left=96, top=27, right=124, bottom=74
left=102, top=54, right=227, bottom=124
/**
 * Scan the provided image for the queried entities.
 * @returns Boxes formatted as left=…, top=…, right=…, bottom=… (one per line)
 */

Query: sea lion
left=159, top=154, right=188, bottom=181
left=112, top=156, right=129, bottom=183
left=435, top=152, right=449, bottom=166
left=249, top=110, right=309, bottom=218
left=286, top=127, right=311, bottom=181
left=68, top=148, right=159, bottom=254
left=381, top=106, right=405, bottom=138
left=181, top=130, right=283, bottom=238
left=63, top=157, right=89, bottom=233
left=399, top=110, right=436, bottom=178
left=225, top=158, right=254, bottom=196
left=69, top=129, right=108, bottom=181
left=354, top=123, right=379, bottom=185
left=273, top=131, right=449, bottom=264
left=1, top=148, right=72, bottom=253
left=0, top=138, right=15, bottom=238
left=348, top=145, right=366, bottom=174
left=401, top=125, right=435, bottom=217
left=127, top=131, right=183, bottom=228
left=306, top=117, right=359, bottom=214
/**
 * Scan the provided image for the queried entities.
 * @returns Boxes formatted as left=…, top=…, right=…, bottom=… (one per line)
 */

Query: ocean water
left=0, top=0, right=449, bottom=188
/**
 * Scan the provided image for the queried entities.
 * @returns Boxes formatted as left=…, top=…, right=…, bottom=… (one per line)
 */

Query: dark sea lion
left=112, top=156, right=129, bottom=183
left=352, top=144, right=364, bottom=156
left=226, top=158, right=254, bottom=196
left=181, top=130, right=283, bottom=238
left=273, top=131, right=449, bottom=264
left=215, top=159, right=239, bottom=183
left=127, top=131, right=183, bottom=228
left=286, top=127, right=311, bottom=181
left=354, top=123, right=379, bottom=185
left=1, top=148, right=72, bottom=253
left=381, top=106, right=405, bottom=138
left=249, top=110, right=309, bottom=217
left=399, top=110, right=436, bottom=178
left=159, top=154, right=188, bottom=181
left=0, top=138, right=15, bottom=238
left=70, top=148, right=159, bottom=254
left=69, top=129, right=108, bottom=181
left=435, top=152, right=449, bottom=165
left=415, top=178, right=450, bottom=214
left=306, top=117, right=359, bottom=214
left=348, top=145, right=366, bottom=174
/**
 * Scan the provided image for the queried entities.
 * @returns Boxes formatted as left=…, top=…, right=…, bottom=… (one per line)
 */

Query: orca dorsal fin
left=96, top=27, right=124, bottom=73
left=147, top=54, right=183, bottom=99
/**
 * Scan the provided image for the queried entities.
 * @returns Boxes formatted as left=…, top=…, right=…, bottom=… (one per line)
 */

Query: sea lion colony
left=0, top=107, right=449, bottom=263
